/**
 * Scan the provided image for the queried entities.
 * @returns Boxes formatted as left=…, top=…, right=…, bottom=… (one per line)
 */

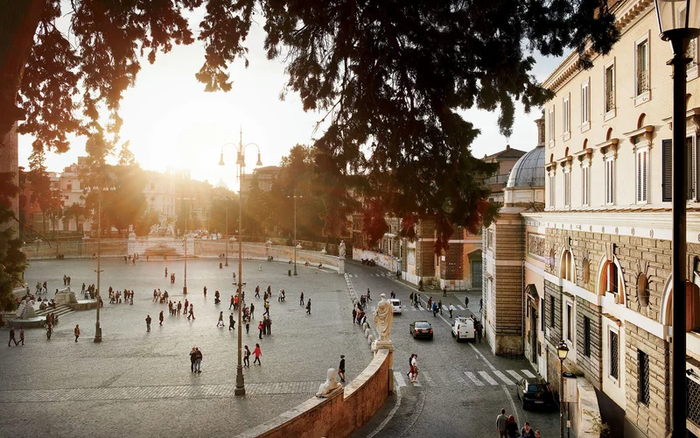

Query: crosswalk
left=393, top=368, right=537, bottom=388
left=346, top=273, right=395, bottom=278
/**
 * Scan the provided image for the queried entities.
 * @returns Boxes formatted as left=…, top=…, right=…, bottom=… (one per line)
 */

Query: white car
left=389, top=299, right=402, bottom=314
left=451, top=316, right=475, bottom=342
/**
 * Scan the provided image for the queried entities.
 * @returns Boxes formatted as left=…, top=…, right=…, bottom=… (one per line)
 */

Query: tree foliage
left=0, top=0, right=619, bottom=251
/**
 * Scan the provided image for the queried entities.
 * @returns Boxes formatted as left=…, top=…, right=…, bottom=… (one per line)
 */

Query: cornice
left=542, top=0, right=654, bottom=93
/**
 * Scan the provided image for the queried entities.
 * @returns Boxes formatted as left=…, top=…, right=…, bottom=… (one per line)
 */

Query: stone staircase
left=35, top=304, right=75, bottom=320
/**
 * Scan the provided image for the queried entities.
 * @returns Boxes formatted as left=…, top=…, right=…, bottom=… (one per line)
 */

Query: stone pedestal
left=55, top=287, right=78, bottom=305
left=372, top=340, right=395, bottom=394
left=338, top=258, right=345, bottom=275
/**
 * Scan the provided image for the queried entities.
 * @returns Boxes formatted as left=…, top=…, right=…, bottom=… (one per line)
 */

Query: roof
left=506, top=146, right=545, bottom=188
left=483, top=145, right=527, bottom=161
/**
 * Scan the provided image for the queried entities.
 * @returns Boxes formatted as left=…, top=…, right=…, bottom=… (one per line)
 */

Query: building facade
left=485, top=1, right=700, bottom=436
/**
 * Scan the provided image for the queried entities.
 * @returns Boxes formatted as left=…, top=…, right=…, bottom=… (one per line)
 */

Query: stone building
left=484, top=0, right=700, bottom=436
left=483, top=145, right=528, bottom=203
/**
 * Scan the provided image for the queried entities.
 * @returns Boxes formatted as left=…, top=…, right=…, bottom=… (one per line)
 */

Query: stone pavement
left=0, top=258, right=371, bottom=438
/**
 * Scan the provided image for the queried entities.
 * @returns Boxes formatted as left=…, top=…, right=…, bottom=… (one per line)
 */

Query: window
left=562, top=250, right=574, bottom=282
left=638, top=350, right=649, bottom=405
left=550, top=295, right=556, bottom=328
left=688, top=37, right=698, bottom=79
left=564, top=169, right=571, bottom=207
left=549, top=173, right=556, bottom=208
left=562, top=96, right=570, bottom=140
left=687, top=136, right=697, bottom=201
left=581, top=80, right=590, bottom=131
left=663, top=137, right=700, bottom=202
left=541, top=300, right=546, bottom=331
left=636, top=145, right=648, bottom=203
left=635, top=37, right=649, bottom=103
left=582, top=165, right=590, bottom=206
left=662, top=139, right=672, bottom=202
left=66, top=184, right=72, bottom=191
left=604, top=62, right=616, bottom=119
left=605, top=261, right=619, bottom=294
left=610, top=330, right=619, bottom=380
left=548, top=106, right=555, bottom=146
left=566, top=303, right=573, bottom=342
left=584, top=316, right=591, bottom=357
left=605, top=157, right=615, bottom=205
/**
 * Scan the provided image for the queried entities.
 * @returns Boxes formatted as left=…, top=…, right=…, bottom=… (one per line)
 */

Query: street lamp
left=225, top=200, right=230, bottom=267
left=183, top=200, right=189, bottom=295
left=92, top=185, right=114, bottom=343
left=556, top=340, right=569, bottom=438
left=218, top=128, right=262, bottom=397
left=288, top=192, right=302, bottom=275
left=654, top=1, right=700, bottom=435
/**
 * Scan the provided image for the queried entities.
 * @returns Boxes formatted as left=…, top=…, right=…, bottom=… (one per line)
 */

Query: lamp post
left=288, top=192, right=302, bottom=275
left=225, top=201, right=229, bottom=267
left=219, top=129, right=262, bottom=397
left=93, top=185, right=113, bottom=343
left=654, top=2, right=700, bottom=435
left=557, top=340, right=569, bottom=438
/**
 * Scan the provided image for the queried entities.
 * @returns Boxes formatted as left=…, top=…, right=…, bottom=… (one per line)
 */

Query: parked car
left=451, top=316, right=475, bottom=342
left=516, top=377, right=556, bottom=410
left=390, top=299, right=402, bottom=314
left=409, top=321, right=433, bottom=340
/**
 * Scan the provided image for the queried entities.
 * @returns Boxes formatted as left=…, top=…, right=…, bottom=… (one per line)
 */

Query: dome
left=506, top=145, right=545, bottom=188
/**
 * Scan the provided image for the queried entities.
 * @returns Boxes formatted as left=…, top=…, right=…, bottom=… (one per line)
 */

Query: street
left=344, top=260, right=559, bottom=438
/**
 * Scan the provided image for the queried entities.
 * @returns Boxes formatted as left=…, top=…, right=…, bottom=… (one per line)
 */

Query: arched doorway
left=469, top=250, right=482, bottom=290
left=525, top=284, right=539, bottom=364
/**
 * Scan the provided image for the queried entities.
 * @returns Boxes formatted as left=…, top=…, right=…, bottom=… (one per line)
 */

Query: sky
left=17, top=10, right=564, bottom=190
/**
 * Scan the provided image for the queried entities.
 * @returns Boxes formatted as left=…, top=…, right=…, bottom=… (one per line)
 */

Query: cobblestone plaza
left=0, top=258, right=370, bottom=438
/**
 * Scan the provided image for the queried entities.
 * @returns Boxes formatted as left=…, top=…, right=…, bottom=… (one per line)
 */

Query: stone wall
left=624, top=322, right=670, bottom=437
left=575, top=297, right=603, bottom=390
left=236, top=349, right=392, bottom=438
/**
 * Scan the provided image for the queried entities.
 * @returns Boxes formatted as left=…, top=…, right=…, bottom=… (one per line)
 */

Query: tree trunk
left=0, top=0, right=45, bottom=140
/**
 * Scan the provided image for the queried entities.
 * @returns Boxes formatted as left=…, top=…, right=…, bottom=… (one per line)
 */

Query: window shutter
left=662, top=139, right=672, bottom=202
left=637, top=153, right=642, bottom=202
left=643, top=151, right=647, bottom=201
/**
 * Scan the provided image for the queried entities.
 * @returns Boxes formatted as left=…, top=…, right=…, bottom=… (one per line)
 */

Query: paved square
left=1, top=258, right=370, bottom=438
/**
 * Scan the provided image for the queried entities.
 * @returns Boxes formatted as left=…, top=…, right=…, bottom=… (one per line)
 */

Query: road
left=344, top=260, right=559, bottom=438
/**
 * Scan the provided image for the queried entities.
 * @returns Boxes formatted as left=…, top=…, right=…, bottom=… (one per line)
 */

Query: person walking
left=159, top=310, right=164, bottom=326
left=442, top=286, right=447, bottom=297
left=229, top=295, right=235, bottom=310
left=244, top=345, right=251, bottom=367
left=266, top=317, right=272, bottom=335
left=229, top=313, right=236, bottom=330
left=366, top=288, right=372, bottom=301
left=338, top=355, right=346, bottom=383
left=188, top=305, right=195, bottom=320
left=258, top=320, right=264, bottom=339
left=465, top=296, right=469, bottom=309
left=18, top=327, right=24, bottom=345
left=437, top=300, right=443, bottom=315
left=506, top=415, right=519, bottom=438
left=480, top=298, right=483, bottom=312
left=250, top=302, right=255, bottom=319
left=410, top=354, right=418, bottom=383
left=8, top=327, right=18, bottom=346
left=521, top=422, right=536, bottom=438
left=217, top=311, right=225, bottom=328
left=245, top=316, right=250, bottom=334
left=74, top=324, right=80, bottom=342
left=255, top=285, right=260, bottom=299
left=352, top=307, right=357, bottom=324
left=476, top=319, right=483, bottom=343
left=146, top=315, right=152, bottom=332
left=306, top=298, right=311, bottom=315
left=190, top=347, right=197, bottom=372
left=495, top=408, right=508, bottom=438
left=203, top=286, right=207, bottom=297
left=448, top=303, right=455, bottom=319
left=194, top=347, right=203, bottom=373
left=253, top=343, right=262, bottom=365
left=299, top=291, right=304, bottom=306
left=263, top=300, right=270, bottom=316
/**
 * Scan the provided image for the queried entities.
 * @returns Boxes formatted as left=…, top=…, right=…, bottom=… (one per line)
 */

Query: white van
left=451, top=316, right=475, bottom=342
left=389, top=299, right=402, bottom=314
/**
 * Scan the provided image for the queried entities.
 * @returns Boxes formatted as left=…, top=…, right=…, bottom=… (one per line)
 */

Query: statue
left=373, top=293, right=393, bottom=342
left=338, top=240, right=346, bottom=259
left=316, top=367, right=342, bottom=398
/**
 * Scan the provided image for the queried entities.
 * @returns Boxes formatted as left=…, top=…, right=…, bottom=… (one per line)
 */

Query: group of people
left=496, top=408, right=540, bottom=438
left=62, top=274, right=72, bottom=286
left=165, top=299, right=195, bottom=319
left=108, top=287, right=134, bottom=305
left=34, top=281, right=48, bottom=295
left=152, top=289, right=169, bottom=304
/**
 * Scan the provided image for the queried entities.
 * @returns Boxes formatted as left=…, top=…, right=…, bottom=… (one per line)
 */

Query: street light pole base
left=94, top=323, right=102, bottom=343
left=235, top=365, right=246, bottom=396
left=225, top=262, right=229, bottom=267
left=183, top=286, right=187, bottom=294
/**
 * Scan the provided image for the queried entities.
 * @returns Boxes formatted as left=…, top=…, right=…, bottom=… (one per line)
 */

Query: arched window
left=600, top=260, right=621, bottom=294
left=662, top=281, right=700, bottom=331
left=638, top=273, right=649, bottom=308
left=561, top=250, right=574, bottom=282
